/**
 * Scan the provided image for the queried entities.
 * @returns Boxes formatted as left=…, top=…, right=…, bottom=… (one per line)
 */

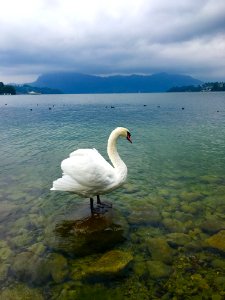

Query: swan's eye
left=126, top=131, right=132, bottom=143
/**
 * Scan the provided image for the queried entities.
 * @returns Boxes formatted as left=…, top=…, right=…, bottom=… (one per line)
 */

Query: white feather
left=50, top=127, right=131, bottom=197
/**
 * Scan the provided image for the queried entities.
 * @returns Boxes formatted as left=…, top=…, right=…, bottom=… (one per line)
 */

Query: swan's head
left=116, top=127, right=132, bottom=143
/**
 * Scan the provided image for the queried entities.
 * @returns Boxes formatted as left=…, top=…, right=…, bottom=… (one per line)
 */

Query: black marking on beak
left=127, top=131, right=132, bottom=143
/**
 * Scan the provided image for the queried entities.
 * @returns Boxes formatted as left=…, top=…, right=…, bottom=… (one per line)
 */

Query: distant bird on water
left=51, top=127, right=132, bottom=212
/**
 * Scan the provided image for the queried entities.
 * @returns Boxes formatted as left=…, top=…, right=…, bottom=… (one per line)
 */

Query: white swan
left=51, top=127, right=132, bottom=211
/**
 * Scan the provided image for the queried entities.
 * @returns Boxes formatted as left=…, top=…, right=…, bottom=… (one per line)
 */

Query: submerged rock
left=164, top=255, right=213, bottom=297
left=147, top=237, right=174, bottom=264
left=200, top=175, right=222, bottom=184
left=127, top=204, right=161, bottom=226
left=211, top=258, right=225, bottom=270
left=180, top=203, right=198, bottom=214
left=147, top=260, right=172, bottom=279
left=49, top=253, right=68, bottom=283
left=10, top=230, right=34, bottom=249
left=87, top=250, right=133, bottom=276
left=162, top=218, right=192, bottom=233
left=133, top=261, right=148, bottom=278
left=0, top=263, right=9, bottom=283
left=131, top=226, right=164, bottom=242
left=28, top=242, right=46, bottom=257
left=173, top=211, right=193, bottom=222
left=75, top=283, right=125, bottom=300
left=50, top=280, right=80, bottom=300
left=48, top=208, right=128, bottom=257
left=166, top=233, right=192, bottom=248
left=0, top=240, right=13, bottom=261
left=213, top=276, right=225, bottom=290
left=0, top=201, right=17, bottom=222
left=206, top=230, right=225, bottom=253
left=55, top=288, right=78, bottom=300
left=0, top=284, right=44, bottom=300
left=179, top=191, right=204, bottom=202
left=11, top=251, right=51, bottom=285
left=200, top=218, right=225, bottom=234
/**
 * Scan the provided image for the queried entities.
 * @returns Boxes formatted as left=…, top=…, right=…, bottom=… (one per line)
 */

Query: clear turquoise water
left=0, top=93, right=225, bottom=299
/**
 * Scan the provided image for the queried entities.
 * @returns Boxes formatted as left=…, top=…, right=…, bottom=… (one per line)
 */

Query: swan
left=50, top=127, right=132, bottom=212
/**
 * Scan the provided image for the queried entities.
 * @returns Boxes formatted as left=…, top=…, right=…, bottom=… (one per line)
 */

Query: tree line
left=0, top=82, right=16, bottom=95
left=168, top=82, right=225, bottom=92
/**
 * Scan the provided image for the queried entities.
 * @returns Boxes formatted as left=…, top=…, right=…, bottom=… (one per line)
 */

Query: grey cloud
left=0, top=0, right=225, bottom=83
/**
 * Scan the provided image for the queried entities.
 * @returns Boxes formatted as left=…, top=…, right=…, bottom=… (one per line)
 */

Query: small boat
left=28, top=91, right=41, bottom=95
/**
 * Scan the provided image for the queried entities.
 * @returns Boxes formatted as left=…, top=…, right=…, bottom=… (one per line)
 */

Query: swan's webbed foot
left=97, top=202, right=112, bottom=209
left=90, top=197, right=110, bottom=214
left=92, top=207, right=109, bottom=214
left=89, top=196, right=112, bottom=214
left=97, top=195, right=112, bottom=209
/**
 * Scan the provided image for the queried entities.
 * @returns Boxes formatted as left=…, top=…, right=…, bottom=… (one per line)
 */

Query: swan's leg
left=90, top=198, right=94, bottom=212
left=90, top=196, right=112, bottom=214
left=97, top=195, right=112, bottom=208
left=90, top=197, right=102, bottom=214
left=97, top=195, right=101, bottom=205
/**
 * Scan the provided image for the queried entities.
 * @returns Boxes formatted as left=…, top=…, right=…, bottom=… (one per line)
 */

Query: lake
left=0, top=92, right=225, bottom=299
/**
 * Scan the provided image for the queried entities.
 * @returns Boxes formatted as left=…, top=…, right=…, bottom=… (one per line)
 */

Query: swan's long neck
left=107, top=129, right=127, bottom=181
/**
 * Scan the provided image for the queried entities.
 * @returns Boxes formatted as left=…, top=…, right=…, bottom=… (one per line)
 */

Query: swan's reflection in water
left=53, top=208, right=127, bottom=257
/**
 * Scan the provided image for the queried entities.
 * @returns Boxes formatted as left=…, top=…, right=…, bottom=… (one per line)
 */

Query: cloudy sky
left=0, top=0, right=225, bottom=83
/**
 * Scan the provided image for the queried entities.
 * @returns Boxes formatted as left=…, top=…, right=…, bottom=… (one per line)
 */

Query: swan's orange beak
left=127, top=132, right=132, bottom=143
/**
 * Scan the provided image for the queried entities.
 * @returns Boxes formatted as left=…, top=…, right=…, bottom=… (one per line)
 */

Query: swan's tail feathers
left=50, top=175, right=78, bottom=192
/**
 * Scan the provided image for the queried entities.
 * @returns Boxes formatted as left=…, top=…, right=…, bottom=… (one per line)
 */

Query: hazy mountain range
left=30, top=72, right=202, bottom=94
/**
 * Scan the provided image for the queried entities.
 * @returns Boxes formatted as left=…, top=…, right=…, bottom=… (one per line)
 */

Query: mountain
left=30, top=72, right=203, bottom=94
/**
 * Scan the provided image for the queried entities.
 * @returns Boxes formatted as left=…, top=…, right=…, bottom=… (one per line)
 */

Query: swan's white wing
left=69, top=149, right=98, bottom=157
left=61, top=148, right=117, bottom=189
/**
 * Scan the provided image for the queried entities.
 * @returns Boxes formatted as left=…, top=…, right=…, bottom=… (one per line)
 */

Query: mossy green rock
left=211, top=258, right=225, bottom=270
left=173, top=211, right=193, bottom=222
left=214, top=276, right=225, bottom=290
left=76, top=283, right=125, bottom=300
left=0, top=284, right=44, bottom=300
left=28, top=242, right=46, bottom=257
left=180, top=203, right=198, bottom=214
left=12, top=251, right=51, bottom=284
left=147, top=238, right=174, bottom=263
left=48, top=209, right=127, bottom=257
left=200, top=175, right=221, bottom=184
left=0, top=240, right=13, bottom=261
left=10, top=230, right=34, bottom=248
left=162, top=218, right=187, bottom=233
left=166, top=233, right=192, bottom=248
left=0, top=263, right=9, bottom=282
left=49, top=253, right=68, bottom=283
left=206, top=230, right=225, bottom=252
left=127, top=205, right=161, bottom=226
left=179, top=191, right=203, bottom=202
left=56, top=288, right=78, bottom=300
left=147, top=260, right=172, bottom=279
left=133, top=261, right=148, bottom=277
left=201, top=218, right=225, bottom=234
left=0, top=202, right=17, bottom=221
left=87, top=250, right=133, bottom=276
